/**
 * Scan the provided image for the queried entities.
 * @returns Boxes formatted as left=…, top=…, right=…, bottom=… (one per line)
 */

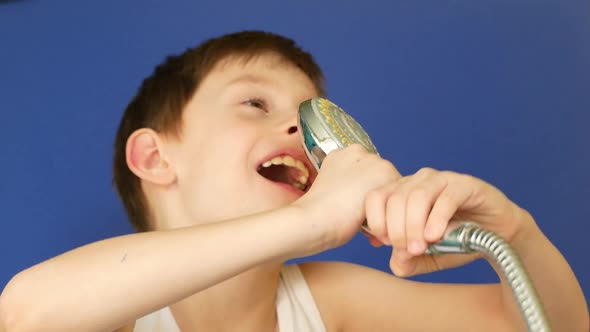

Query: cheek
left=177, top=160, right=235, bottom=222
left=174, top=131, right=261, bottom=221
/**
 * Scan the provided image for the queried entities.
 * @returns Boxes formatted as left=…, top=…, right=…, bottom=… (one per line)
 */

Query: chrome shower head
left=298, top=97, right=378, bottom=170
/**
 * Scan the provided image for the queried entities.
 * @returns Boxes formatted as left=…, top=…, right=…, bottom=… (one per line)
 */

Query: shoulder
left=299, top=260, right=404, bottom=296
left=298, top=261, right=403, bottom=332
left=299, top=260, right=392, bottom=281
left=298, top=261, right=510, bottom=332
left=113, top=322, right=135, bottom=332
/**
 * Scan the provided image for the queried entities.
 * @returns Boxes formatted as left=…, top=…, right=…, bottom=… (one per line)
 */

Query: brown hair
left=112, top=30, right=326, bottom=232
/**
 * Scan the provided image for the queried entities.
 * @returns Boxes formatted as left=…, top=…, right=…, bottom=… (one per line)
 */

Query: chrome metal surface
left=298, top=98, right=377, bottom=170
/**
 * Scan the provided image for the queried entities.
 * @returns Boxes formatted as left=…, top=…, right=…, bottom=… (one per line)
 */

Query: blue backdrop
left=1, top=0, right=589, bottom=305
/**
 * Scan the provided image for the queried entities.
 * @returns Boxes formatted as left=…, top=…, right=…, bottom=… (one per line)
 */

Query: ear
left=126, top=128, right=176, bottom=186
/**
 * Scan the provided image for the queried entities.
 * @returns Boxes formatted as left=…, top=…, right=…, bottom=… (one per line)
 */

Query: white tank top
left=133, top=264, right=326, bottom=332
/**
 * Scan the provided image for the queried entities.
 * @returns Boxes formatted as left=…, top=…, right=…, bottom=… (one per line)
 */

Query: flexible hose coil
left=465, top=225, right=551, bottom=332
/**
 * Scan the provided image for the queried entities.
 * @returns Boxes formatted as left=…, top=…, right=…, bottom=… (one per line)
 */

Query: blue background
left=1, top=0, right=588, bottom=306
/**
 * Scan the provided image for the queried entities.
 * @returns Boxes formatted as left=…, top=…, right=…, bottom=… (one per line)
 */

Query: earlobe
left=126, top=128, right=176, bottom=186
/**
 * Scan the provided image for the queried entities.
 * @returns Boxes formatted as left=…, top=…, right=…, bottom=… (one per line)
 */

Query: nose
left=287, top=125, right=298, bottom=135
left=281, top=113, right=299, bottom=136
left=274, top=108, right=300, bottom=137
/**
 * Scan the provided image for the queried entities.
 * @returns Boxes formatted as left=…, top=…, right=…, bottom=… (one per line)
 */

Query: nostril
left=287, top=126, right=298, bottom=134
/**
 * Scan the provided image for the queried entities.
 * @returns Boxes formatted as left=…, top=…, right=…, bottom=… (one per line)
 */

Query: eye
left=243, top=98, right=269, bottom=113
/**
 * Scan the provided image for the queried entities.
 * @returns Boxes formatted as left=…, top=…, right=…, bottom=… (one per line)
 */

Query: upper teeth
left=261, top=155, right=309, bottom=187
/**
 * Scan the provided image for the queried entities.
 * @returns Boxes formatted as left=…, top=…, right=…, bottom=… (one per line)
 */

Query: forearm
left=498, top=210, right=588, bottom=331
left=0, top=206, right=315, bottom=332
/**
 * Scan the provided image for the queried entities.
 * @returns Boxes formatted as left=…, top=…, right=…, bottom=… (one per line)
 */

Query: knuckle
left=416, top=167, right=437, bottom=177
left=348, top=143, right=367, bottom=154
left=439, top=169, right=455, bottom=176
left=442, top=170, right=469, bottom=182
left=380, top=159, right=397, bottom=170
left=377, top=160, right=400, bottom=179
left=366, top=188, right=387, bottom=202
left=458, top=172, right=477, bottom=184
left=366, top=153, right=382, bottom=164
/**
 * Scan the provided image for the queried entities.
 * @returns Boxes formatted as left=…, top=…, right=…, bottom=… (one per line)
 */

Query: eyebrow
left=225, top=74, right=273, bottom=88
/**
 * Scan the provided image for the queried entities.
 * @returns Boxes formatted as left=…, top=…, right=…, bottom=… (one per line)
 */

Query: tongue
left=259, top=164, right=302, bottom=186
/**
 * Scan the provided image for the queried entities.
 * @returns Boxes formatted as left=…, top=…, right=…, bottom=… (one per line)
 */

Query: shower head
left=298, top=97, right=378, bottom=170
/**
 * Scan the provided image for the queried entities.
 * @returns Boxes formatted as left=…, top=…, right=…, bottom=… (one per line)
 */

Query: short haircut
left=112, top=30, right=326, bottom=231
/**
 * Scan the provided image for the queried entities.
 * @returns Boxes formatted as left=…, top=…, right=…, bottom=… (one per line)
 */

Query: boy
left=0, top=30, right=587, bottom=332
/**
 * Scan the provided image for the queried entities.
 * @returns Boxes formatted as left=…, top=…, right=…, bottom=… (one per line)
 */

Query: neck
left=170, top=263, right=283, bottom=331
left=149, top=192, right=284, bottom=330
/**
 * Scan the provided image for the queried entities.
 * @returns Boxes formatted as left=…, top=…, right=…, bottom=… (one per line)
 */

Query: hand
left=363, top=167, right=534, bottom=277
left=293, top=144, right=402, bottom=250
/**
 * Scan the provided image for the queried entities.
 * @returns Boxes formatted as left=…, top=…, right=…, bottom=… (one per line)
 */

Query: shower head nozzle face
left=298, top=97, right=378, bottom=170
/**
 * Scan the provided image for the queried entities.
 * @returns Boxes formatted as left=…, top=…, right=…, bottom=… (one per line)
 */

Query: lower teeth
left=292, top=183, right=305, bottom=190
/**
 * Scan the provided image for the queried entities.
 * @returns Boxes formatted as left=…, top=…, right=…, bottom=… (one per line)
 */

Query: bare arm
left=0, top=145, right=397, bottom=332
left=306, top=209, right=588, bottom=330
left=496, top=210, right=589, bottom=331
left=0, top=311, right=6, bottom=332
left=0, top=206, right=319, bottom=332
left=304, top=261, right=513, bottom=331
left=302, top=161, right=588, bottom=331
left=304, top=241, right=588, bottom=332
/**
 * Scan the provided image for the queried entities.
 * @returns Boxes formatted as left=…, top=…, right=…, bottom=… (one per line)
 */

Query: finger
left=365, top=182, right=405, bottom=245
left=389, top=249, right=417, bottom=276
left=405, top=171, right=447, bottom=255
left=385, top=171, right=432, bottom=252
left=364, top=188, right=388, bottom=242
left=368, top=235, right=384, bottom=247
left=360, top=228, right=384, bottom=247
left=390, top=251, right=480, bottom=277
left=424, top=173, right=474, bottom=242
left=385, top=181, right=412, bottom=251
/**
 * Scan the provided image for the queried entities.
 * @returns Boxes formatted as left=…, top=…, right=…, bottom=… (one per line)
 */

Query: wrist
left=285, top=201, right=339, bottom=257
left=280, top=203, right=336, bottom=259
left=509, top=206, right=543, bottom=254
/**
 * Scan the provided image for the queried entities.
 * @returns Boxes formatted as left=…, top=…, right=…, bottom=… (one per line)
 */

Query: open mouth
left=256, top=155, right=310, bottom=192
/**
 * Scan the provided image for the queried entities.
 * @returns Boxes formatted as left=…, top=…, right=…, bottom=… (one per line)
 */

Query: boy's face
left=162, top=54, right=319, bottom=226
